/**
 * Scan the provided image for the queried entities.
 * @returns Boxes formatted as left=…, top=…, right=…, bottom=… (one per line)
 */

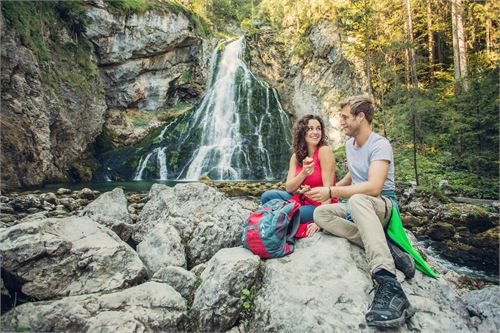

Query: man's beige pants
left=313, top=193, right=396, bottom=276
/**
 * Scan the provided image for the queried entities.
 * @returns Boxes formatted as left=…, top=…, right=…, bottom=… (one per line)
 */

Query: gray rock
left=0, top=202, right=14, bottom=214
left=81, top=188, right=134, bottom=240
left=76, top=187, right=96, bottom=200
left=191, top=263, right=207, bottom=277
left=56, top=188, right=72, bottom=195
left=18, top=211, right=49, bottom=223
left=1, top=281, right=187, bottom=333
left=134, top=183, right=254, bottom=266
left=137, top=223, right=186, bottom=274
left=250, top=234, right=476, bottom=333
left=10, top=194, right=43, bottom=211
left=40, top=192, right=57, bottom=204
left=407, top=200, right=427, bottom=216
left=152, top=266, right=198, bottom=300
left=191, top=247, right=260, bottom=332
left=58, top=197, right=79, bottom=211
left=462, top=286, right=500, bottom=331
left=0, top=216, right=147, bottom=300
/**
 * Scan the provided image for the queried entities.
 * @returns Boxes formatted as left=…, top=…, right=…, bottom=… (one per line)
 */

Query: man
left=307, top=95, right=415, bottom=328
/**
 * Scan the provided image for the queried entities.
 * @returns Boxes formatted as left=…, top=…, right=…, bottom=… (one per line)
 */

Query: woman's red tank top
left=295, top=146, right=338, bottom=205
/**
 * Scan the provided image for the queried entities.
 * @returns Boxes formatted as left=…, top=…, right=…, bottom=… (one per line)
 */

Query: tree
left=451, top=0, right=468, bottom=93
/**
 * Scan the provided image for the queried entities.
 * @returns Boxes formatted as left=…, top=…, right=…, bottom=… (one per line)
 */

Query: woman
left=261, top=114, right=337, bottom=237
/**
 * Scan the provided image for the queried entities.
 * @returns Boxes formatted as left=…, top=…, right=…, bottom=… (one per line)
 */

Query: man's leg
left=347, top=194, right=395, bottom=276
left=345, top=194, right=413, bottom=328
left=313, top=203, right=364, bottom=247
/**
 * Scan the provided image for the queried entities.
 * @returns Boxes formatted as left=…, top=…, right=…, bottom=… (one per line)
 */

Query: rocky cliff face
left=85, top=3, right=210, bottom=113
left=0, top=10, right=106, bottom=188
left=0, top=3, right=213, bottom=189
left=249, top=21, right=365, bottom=147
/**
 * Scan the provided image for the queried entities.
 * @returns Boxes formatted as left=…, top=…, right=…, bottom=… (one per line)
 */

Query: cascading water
left=99, top=37, right=293, bottom=182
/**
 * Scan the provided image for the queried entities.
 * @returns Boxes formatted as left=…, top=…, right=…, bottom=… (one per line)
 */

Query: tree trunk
left=364, top=0, right=373, bottom=96
left=405, top=0, right=420, bottom=183
left=486, top=18, right=492, bottom=54
left=451, top=0, right=468, bottom=93
left=427, top=0, right=435, bottom=82
left=405, top=0, right=418, bottom=85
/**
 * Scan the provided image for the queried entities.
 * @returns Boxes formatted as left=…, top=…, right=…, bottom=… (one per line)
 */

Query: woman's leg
left=298, top=205, right=316, bottom=224
left=260, top=190, right=293, bottom=205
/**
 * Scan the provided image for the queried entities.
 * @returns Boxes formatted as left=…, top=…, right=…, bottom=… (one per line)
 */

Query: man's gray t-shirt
left=346, top=132, right=395, bottom=192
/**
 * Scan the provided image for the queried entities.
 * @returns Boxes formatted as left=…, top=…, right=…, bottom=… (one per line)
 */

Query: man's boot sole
left=366, top=306, right=415, bottom=328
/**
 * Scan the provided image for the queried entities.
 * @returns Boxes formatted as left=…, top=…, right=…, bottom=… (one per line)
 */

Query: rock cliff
left=0, top=5, right=106, bottom=188
left=0, top=2, right=215, bottom=189
left=248, top=21, right=365, bottom=148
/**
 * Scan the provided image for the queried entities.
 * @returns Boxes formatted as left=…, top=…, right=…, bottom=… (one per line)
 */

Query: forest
left=176, top=0, right=499, bottom=199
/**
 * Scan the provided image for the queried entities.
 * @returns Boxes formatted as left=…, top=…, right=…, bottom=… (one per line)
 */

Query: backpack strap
left=286, top=202, right=301, bottom=243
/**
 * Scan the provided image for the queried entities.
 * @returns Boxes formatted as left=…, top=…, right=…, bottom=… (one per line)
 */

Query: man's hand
left=307, top=186, right=331, bottom=203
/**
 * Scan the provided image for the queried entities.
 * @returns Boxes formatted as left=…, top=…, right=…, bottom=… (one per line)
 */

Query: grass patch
left=1, top=1, right=102, bottom=97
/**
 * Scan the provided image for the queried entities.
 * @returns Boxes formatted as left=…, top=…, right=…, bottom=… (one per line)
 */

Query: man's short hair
left=340, top=95, right=375, bottom=124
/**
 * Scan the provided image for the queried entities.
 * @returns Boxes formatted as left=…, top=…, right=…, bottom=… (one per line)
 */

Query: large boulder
left=1, top=281, right=187, bottom=332
left=0, top=216, right=147, bottom=300
left=136, top=223, right=186, bottom=275
left=462, top=285, right=500, bottom=332
left=134, top=183, right=255, bottom=266
left=191, top=247, right=260, bottom=332
left=249, top=234, right=481, bottom=333
left=80, top=188, right=134, bottom=241
left=152, top=266, right=198, bottom=301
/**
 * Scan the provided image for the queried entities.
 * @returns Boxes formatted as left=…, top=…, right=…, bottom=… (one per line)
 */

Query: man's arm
left=335, top=172, right=352, bottom=187
left=307, top=160, right=389, bottom=202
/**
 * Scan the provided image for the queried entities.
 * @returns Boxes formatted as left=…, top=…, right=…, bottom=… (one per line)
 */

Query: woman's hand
left=306, top=222, right=320, bottom=237
left=301, top=157, right=314, bottom=176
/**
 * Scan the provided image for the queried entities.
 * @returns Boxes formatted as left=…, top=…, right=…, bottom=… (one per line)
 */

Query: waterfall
left=125, top=37, right=293, bottom=182
left=133, top=152, right=153, bottom=181
left=133, top=147, right=168, bottom=180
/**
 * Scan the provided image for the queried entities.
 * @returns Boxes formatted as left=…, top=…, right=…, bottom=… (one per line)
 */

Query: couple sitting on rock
left=261, top=95, right=425, bottom=328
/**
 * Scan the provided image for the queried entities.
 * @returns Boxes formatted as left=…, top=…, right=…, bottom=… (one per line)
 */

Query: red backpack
left=242, top=199, right=300, bottom=258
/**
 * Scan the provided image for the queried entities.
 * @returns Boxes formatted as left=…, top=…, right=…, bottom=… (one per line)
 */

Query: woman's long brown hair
left=292, top=114, right=328, bottom=166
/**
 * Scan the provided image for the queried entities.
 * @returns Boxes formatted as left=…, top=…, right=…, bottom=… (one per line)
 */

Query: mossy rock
left=428, top=222, right=456, bottom=241
left=468, top=227, right=499, bottom=249
left=436, top=203, right=494, bottom=233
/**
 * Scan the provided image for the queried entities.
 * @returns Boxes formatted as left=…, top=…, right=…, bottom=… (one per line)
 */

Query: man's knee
left=313, top=205, right=329, bottom=227
left=261, top=190, right=276, bottom=204
left=313, top=204, right=344, bottom=228
left=348, top=193, right=371, bottom=211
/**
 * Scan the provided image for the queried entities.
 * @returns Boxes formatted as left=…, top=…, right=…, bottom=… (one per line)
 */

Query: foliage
left=1, top=1, right=100, bottom=95
left=132, top=116, right=152, bottom=128
left=239, top=288, right=253, bottom=329
left=108, top=0, right=159, bottom=14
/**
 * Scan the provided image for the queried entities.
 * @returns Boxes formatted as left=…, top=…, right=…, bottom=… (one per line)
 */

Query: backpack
left=242, top=199, right=301, bottom=258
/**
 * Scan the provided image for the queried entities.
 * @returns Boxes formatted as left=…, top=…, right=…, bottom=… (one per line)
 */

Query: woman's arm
left=318, top=146, right=335, bottom=204
left=285, top=154, right=308, bottom=193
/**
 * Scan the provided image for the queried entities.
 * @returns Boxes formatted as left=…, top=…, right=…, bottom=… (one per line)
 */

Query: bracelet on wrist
left=328, top=186, right=332, bottom=198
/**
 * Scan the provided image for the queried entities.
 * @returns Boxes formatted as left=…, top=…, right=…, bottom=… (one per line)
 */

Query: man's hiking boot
left=365, top=274, right=414, bottom=328
left=388, top=239, right=415, bottom=279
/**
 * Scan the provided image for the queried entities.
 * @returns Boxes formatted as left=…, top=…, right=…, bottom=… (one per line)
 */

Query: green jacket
left=382, top=190, right=438, bottom=278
